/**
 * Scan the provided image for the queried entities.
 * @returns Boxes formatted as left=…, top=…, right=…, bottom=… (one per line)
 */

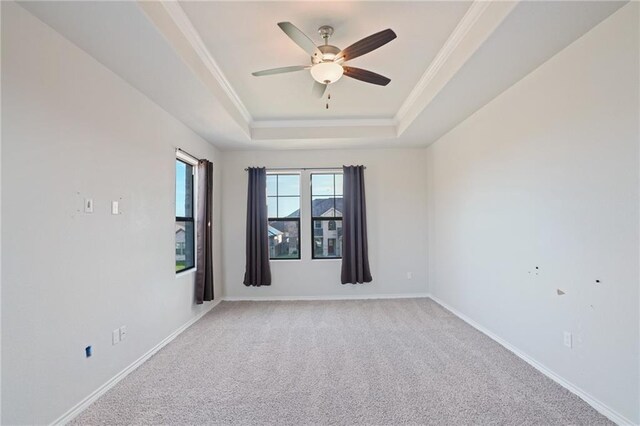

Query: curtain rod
left=244, top=166, right=365, bottom=171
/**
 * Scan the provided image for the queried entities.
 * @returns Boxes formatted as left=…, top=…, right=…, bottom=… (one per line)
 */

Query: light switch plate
left=112, top=329, right=120, bottom=345
left=84, top=198, right=94, bottom=213
left=111, top=201, right=119, bottom=215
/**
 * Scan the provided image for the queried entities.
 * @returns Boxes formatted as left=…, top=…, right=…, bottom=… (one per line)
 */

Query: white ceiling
left=18, top=1, right=626, bottom=150
left=180, top=1, right=471, bottom=121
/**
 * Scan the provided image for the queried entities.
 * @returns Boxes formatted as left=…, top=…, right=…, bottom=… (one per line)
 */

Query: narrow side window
left=176, top=158, right=195, bottom=272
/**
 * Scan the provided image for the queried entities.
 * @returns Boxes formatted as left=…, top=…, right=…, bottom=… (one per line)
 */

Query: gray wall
left=1, top=3, right=223, bottom=423
left=2, top=1, right=639, bottom=424
left=221, top=148, right=429, bottom=299
left=426, top=4, right=639, bottom=423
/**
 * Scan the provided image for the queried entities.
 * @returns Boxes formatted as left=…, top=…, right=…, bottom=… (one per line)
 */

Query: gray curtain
left=195, top=160, right=214, bottom=304
left=341, top=165, right=372, bottom=284
left=243, top=167, right=272, bottom=286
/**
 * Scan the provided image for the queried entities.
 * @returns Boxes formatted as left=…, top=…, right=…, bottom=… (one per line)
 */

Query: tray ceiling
left=18, top=0, right=627, bottom=149
left=180, top=1, right=472, bottom=121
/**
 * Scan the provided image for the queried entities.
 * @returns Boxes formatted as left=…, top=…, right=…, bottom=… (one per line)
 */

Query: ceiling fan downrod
left=318, top=25, right=334, bottom=45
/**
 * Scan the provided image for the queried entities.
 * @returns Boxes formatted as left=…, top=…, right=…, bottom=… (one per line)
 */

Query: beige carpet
left=72, top=298, right=611, bottom=425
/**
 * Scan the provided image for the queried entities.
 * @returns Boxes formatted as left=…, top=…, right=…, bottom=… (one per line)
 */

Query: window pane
left=277, top=175, right=300, bottom=196
left=311, top=174, right=334, bottom=196
left=266, top=175, right=277, bottom=196
left=176, top=221, right=195, bottom=271
left=313, top=236, right=323, bottom=257
left=269, top=220, right=300, bottom=259
left=312, top=219, right=342, bottom=258
left=335, top=174, right=343, bottom=196
left=175, top=160, right=193, bottom=217
left=312, top=196, right=335, bottom=217
left=278, top=196, right=300, bottom=218
left=334, top=196, right=343, bottom=217
left=267, top=196, right=277, bottom=218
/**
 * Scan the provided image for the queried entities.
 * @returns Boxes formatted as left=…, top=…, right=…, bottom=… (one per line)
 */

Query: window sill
left=176, top=268, right=197, bottom=278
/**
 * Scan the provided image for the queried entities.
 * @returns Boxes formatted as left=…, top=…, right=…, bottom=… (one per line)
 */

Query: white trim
left=159, top=1, right=251, bottom=124
left=145, top=0, right=517, bottom=142
left=175, top=267, right=197, bottom=278
left=223, top=293, right=430, bottom=302
left=175, top=151, right=199, bottom=273
left=395, top=0, right=518, bottom=136
left=428, top=295, right=637, bottom=426
left=249, top=123, right=397, bottom=141
left=251, top=118, right=397, bottom=129
left=49, top=294, right=633, bottom=425
left=266, top=169, right=302, bottom=175
left=396, top=0, right=491, bottom=122
left=176, top=149, right=199, bottom=166
left=50, top=301, right=221, bottom=426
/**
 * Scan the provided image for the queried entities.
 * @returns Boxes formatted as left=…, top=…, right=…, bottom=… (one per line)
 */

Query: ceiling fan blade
left=252, top=65, right=310, bottom=77
left=335, top=29, right=397, bottom=63
left=312, top=81, right=327, bottom=98
left=343, top=66, right=391, bottom=86
left=277, top=22, right=323, bottom=60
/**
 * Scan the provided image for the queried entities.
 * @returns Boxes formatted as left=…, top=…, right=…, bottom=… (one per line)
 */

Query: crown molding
left=250, top=119, right=397, bottom=140
left=138, top=1, right=252, bottom=137
left=140, top=0, right=517, bottom=142
left=395, top=0, right=518, bottom=136
left=159, top=2, right=252, bottom=122
left=251, top=118, right=397, bottom=129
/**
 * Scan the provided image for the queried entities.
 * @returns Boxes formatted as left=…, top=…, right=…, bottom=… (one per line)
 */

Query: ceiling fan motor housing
left=313, top=44, right=341, bottom=64
left=252, top=22, right=396, bottom=94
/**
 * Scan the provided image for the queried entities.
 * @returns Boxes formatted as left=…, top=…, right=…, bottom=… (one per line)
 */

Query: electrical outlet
left=563, top=331, right=572, bottom=348
left=406, top=272, right=413, bottom=279
left=111, top=201, right=119, bottom=215
left=119, top=326, right=127, bottom=341
left=112, top=329, right=120, bottom=345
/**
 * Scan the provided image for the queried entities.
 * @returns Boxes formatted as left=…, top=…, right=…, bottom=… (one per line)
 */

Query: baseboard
left=50, top=294, right=633, bottom=425
left=51, top=300, right=221, bottom=426
left=223, top=292, right=431, bottom=301
left=428, top=295, right=637, bottom=426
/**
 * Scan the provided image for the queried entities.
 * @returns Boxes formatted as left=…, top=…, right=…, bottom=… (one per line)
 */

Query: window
left=267, top=174, right=301, bottom=260
left=311, top=173, right=343, bottom=259
left=176, top=158, right=195, bottom=272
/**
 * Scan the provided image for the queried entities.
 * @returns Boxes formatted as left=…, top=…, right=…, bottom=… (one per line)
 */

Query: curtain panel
left=341, top=165, right=372, bottom=284
left=243, top=167, right=272, bottom=286
left=195, top=159, right=214, bottom=304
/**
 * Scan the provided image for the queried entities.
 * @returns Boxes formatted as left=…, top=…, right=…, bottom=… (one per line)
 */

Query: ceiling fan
left=252, top=22, right=397, bottom=98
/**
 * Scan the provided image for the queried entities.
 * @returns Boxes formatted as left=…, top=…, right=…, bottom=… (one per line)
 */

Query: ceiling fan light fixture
left=310, top=62, right=343, bottom=84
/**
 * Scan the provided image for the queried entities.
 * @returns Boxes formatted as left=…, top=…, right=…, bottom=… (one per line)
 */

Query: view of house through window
left=311, top=173, right=343, bottom=259
left=176, top=159, right=195, bottom=272
left=267, top=174, right=301, bottom=259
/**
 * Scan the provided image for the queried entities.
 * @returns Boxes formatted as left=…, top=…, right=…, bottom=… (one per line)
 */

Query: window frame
left=175, top=156, right=196, bottom=274
left=267, top=173, right=301, bottom=261
left=310, top=172, right=343, bottom=260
